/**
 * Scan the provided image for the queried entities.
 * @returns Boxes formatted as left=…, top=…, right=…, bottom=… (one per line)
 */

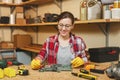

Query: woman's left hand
left=71, top=57, right=84, bottom=68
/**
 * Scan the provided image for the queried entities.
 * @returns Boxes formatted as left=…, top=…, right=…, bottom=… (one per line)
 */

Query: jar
left=80, top=0, right=87, bottom=20
left=114, top=0, right=120, bottom=8
left=103, top=5, right=111, bottom=19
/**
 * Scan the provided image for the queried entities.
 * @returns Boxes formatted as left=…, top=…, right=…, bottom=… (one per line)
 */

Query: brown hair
left=58, top=11, right=75, bottom=24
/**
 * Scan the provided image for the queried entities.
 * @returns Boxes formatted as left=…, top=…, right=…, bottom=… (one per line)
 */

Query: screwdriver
left=71, top=72, right=97, bottom=80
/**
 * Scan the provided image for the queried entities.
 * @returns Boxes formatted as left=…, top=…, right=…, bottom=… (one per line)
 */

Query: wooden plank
left=20, top=47, right=40, bottom=53
left=109, top=19, right=120, bottom=22
left=25, top=0, right=54, bottom=5
left=0, top=19, right=120, bottom=27
left=75, top=19, right=106, bottom=24
left=0, top=0, right=54, bottom=6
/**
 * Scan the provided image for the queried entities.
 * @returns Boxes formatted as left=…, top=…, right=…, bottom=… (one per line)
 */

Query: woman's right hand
left=31, top=59, right=42, bottom=70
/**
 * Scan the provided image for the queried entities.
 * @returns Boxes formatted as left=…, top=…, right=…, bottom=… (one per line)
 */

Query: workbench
left=1, top=62, right=117, bottom=80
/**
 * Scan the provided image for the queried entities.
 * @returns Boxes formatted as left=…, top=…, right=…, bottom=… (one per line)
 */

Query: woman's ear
left=55, top=26, right=59, bottom=31
left=71, top=24, right=74, bottom=29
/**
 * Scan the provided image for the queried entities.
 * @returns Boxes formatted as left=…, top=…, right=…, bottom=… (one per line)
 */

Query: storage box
left=16, top=13, right=24, bottom=19
left=88, top=47, right=120, bottom=62
left=87, top=1, right=101, bottom=20
left=14, top=34, right=32, bottom=48
left=16, top=18, right=26, bottom=24
left=101, top=0, right=114, bottom=4
left=15, top=7, right=24, bottom=13
left=111, top=8, right=120, bottom=19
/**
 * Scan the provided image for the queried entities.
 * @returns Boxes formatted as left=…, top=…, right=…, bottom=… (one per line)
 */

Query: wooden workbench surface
left=1, top=62, right=117, bottom=80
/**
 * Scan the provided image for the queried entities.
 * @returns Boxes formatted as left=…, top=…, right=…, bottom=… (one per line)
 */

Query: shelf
left=0, top=48, right=16, bottom=59
left=75, top=19, right=120, bottom=24
left=0, top=0, right=54, bottom=7
left=0, top=22, right=57, bottom=27
left=0, top=19, right=119, bottom=47
left=20, top=47, right=40, bottom=53
left=0, top=19, right=120, bottom=27
left=23, top=0, right=54, bottom=5
left=75, top=19, right=106, bottom=24
left=13, top=19, right=119, bottom=52
left=19, top=44, right=42, bottom=53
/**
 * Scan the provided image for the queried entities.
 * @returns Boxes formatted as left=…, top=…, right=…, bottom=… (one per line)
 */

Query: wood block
left=16, top=13, right=24, bottom=19
left=16, top=18, right=26, bottom=24
left=15, top=7, right=24, bottom=13
left=13, top=34, right=32, bottom=48
left=0, top=41, right=14, bottom=49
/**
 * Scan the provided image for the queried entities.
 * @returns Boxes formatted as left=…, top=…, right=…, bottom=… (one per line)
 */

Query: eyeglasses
left=58, top=23, right=72, bottom=29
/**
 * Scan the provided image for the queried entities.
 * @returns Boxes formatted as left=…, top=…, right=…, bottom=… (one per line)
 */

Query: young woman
left=31, top=11, right=88, bottom=69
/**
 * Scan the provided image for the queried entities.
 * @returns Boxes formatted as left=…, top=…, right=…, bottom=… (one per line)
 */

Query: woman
left=31, top=11, right=88, bottom=69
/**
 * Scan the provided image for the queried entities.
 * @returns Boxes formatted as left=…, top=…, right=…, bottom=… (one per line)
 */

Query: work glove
left=31, top=59, right=42, bottom=70
left=71, top=57, right=84, bottom=68
left=0, top=68, right=4, bottom=78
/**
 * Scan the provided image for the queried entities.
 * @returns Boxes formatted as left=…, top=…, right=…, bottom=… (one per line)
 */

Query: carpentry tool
left=80, top=69, right=90, bottom=74
left=18, top=65, right=29, bottom=76
left=84, top=64, right=95, bottom=70
left=90, top=69, right=104, bottom=74
left=39, top=64, right=72, bottom=72
left=0, top=60, right=7, bottom=69
left=0, top=59, right=22, bottom=69
left=71, top=72, right=97, bottom=80
left=105, top=61, right=120, bottom=80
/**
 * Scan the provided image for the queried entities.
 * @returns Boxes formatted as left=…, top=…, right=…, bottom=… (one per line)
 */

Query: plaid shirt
left=38, top=33, right=87, bottom=64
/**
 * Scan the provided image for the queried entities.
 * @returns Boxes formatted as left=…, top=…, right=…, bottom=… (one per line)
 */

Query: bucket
left=111, top=8, right=120, bottom=19
left=87, top=0, right=101, bottom=20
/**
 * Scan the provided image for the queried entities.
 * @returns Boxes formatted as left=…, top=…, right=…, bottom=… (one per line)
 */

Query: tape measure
left=18, top=65, right=29, bottom=75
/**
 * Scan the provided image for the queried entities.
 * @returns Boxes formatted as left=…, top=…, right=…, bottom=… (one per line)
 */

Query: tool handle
left=90, top=69, right=104, bottom=74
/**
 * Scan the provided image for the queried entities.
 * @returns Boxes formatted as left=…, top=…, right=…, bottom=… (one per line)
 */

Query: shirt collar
left=54, top=33, right=75, bottom=44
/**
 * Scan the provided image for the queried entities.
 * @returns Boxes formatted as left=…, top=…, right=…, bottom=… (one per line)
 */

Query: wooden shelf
left=19, top=44, right=42, bottom=53
left=75, top=19, right=106, bottom=24
left=0, top=0, right=54, bottom=6
left=20, top=47, right=40, bottom=53
left=0, top=22, right=57, bottom=27
left=0, top=19, right=120, bottom=27
left=23, top=0, right=54, bottom=5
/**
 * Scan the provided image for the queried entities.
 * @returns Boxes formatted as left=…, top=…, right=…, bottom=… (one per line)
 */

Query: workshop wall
left=0, top=0, right=119, bottom=49
left=0, top=7, right=11, bottom=42
left=34, top=0, right=120, bottom=48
